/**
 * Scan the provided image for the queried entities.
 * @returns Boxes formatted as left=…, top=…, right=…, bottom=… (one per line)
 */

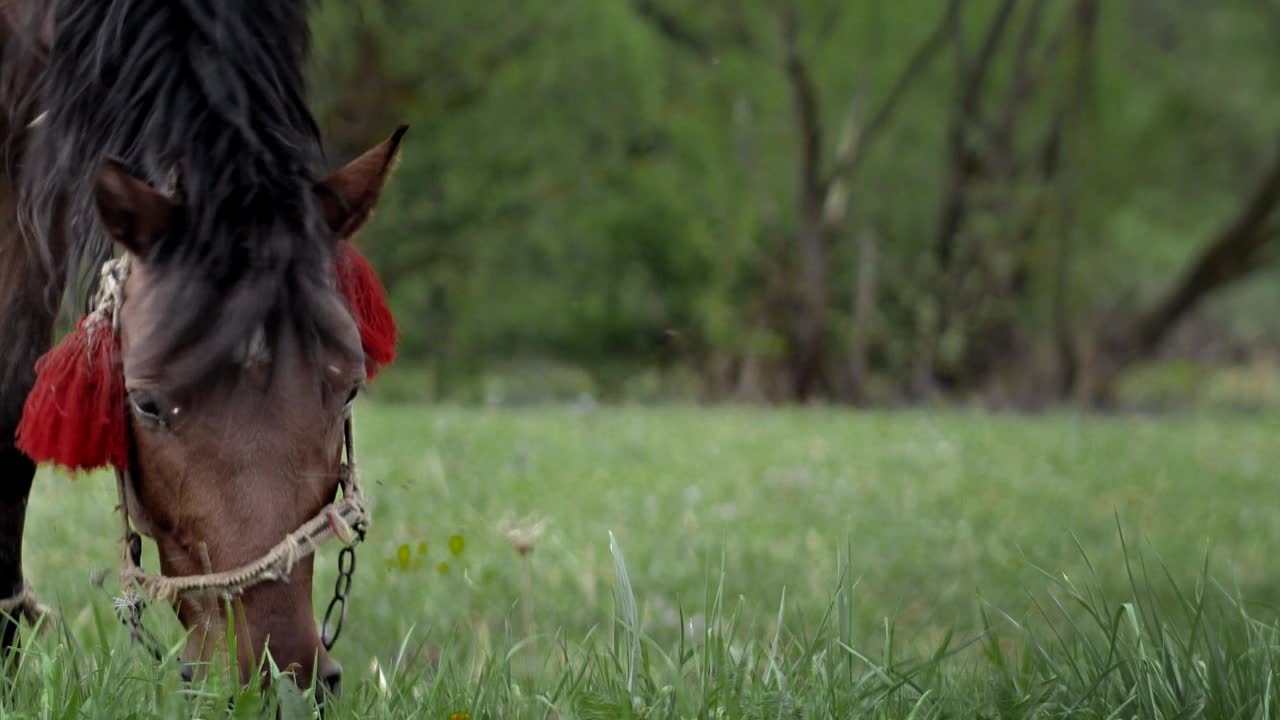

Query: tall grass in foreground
left=2, top=525, right=1279, bottom=719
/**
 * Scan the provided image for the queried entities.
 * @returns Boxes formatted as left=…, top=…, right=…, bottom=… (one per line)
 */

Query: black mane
left=7, top=0, right=344, bottom=389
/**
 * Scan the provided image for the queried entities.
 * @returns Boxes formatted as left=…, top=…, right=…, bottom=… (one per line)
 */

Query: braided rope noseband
left=115, top=424, right=370, bottom=605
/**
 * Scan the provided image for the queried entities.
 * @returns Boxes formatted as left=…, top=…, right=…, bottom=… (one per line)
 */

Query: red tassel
left=16, top=317, right=127, bottom=472
left=13, top=243, right=393, bottom=472
left=335, top=240, right=398, bottom=379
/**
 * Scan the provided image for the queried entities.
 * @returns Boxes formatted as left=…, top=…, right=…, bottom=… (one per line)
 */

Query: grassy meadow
left=7, top=405, right=1280, bottom=717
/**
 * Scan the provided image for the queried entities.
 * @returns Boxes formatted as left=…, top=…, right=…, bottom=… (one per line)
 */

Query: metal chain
left=320, top=521, right=366, bottom=651
left=121, top=596, right=166, bottom=662
left=117, top=531, right=166, bottom=662
left=321, top=417, right=366, bottom=651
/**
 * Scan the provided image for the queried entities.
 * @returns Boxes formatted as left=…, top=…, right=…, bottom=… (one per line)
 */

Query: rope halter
left=86, top=256, right=373, bottom=649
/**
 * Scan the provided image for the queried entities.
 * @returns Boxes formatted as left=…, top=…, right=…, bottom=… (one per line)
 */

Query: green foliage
left=306, top=2, right=1280, bottom=399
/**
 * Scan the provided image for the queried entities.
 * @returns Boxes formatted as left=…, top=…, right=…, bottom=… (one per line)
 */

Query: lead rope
left=0, top=583, right=51, bottom=628
left=114, top=416, right=369, bottom=657
left=114, top=466, right=166, bottom=661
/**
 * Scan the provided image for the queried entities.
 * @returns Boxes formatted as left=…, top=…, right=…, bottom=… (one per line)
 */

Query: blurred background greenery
left=307, top=0, right=1280, bottom=410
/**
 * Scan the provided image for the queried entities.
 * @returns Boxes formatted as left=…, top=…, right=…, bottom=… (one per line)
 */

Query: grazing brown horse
left=0, top=0, right=404, bottom=697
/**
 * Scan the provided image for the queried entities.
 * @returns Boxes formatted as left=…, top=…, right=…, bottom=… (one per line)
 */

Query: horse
left=0, top=1, right=405, bottom=697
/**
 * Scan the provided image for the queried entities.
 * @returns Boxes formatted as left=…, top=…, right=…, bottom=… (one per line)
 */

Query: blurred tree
left=306, top=0, right=1280, bottom=406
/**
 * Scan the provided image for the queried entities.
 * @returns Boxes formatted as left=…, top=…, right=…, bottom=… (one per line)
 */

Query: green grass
left=9, top=406, right=1280, bottom=717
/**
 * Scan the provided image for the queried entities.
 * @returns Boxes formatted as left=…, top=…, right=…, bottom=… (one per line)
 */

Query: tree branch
left=630, top=0, right=711, bottom=59
left=934, top=0, right=1019, bottom=270
left=379, top=246, right=456, bottom=291
left=825, top=0, right=960, bottom=185
left=1007, top=0, right=1099, bottom=290
left=989, top=0, right=1050, bottom=178
left=1125, top=141, right=1280, bottom=359
left=781, top=0, right=825, bottom=202
left=961, top=0, right=1021, bottom=117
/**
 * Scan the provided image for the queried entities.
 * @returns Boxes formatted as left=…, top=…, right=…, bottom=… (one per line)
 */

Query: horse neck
left=0, top=158, right=66, bottom=437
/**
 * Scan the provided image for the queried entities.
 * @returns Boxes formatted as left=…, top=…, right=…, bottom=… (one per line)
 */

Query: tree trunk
left=847, top=226, right=879, bottom=403
left=780, top=0, right=831, bottom=401
left=789, top=202, right=830, bottom=400
left=1089, top=140, right=1280, bottom=401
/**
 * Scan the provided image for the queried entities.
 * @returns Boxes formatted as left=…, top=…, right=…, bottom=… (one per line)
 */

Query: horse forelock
left=6, top=0, right=345, bottom=390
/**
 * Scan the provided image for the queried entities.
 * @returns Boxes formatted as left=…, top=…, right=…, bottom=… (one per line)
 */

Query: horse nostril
left=320, top=662, right=343, bottom=699
left=179, top=663, right=195, bottom=683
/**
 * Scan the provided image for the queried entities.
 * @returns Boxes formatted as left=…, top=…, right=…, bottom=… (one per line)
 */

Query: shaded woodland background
left=307, top=0, right=1280, bottom=408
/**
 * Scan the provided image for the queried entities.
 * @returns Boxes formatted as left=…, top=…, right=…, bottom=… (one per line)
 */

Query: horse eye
left=128, top=391, right=166, bottom=424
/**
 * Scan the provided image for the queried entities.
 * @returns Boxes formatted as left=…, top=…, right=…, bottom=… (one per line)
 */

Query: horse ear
left=317, top=125, right=408, bottom=238
left=94, top=161, right=174, bottom=257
